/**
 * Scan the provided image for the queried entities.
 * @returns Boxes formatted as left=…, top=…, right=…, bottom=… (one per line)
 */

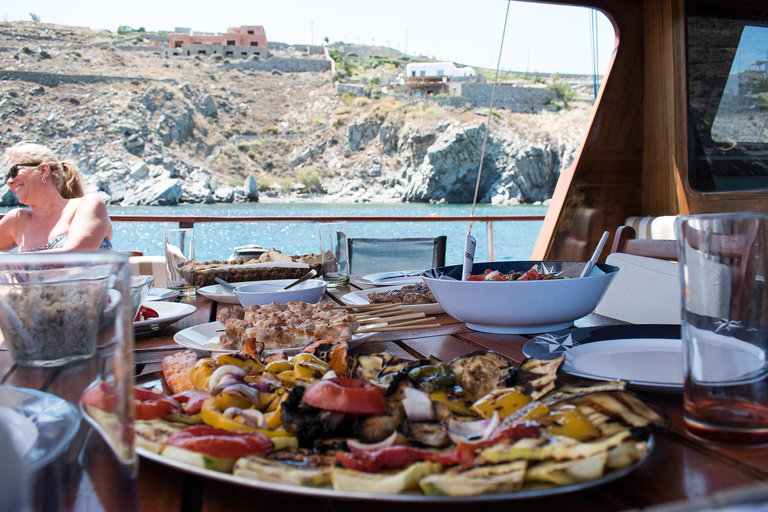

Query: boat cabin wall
left=532, top=0, right=768, bottom=262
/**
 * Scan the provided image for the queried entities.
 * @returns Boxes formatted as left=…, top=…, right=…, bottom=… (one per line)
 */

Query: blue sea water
left=3, top=202, right=547, bottom=264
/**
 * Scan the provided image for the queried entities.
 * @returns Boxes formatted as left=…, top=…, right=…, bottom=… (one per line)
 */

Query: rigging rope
left=467, top=0, right=512, bottom=237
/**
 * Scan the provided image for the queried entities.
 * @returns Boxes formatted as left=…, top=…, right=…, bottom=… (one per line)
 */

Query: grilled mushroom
left=449, top=351, right=512, bottom=401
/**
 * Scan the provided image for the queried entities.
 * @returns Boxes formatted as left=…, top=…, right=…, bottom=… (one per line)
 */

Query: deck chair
left=347, top=236, right=447, bottom=275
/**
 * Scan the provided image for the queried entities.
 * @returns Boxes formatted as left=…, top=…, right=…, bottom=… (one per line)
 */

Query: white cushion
left=596, top=253, right=681, bottom=324
left=624, top=216, right=677, bottom=240
left=129, top=256, right=168, bottom=288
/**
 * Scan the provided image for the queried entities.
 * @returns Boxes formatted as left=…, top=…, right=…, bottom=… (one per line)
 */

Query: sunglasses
left=6, top=162, right=41, bottom=183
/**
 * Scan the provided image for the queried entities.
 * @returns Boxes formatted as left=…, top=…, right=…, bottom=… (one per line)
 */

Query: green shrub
left=279, top=177, right=293, bottom=190
left=546, top=73, right=576, bottom=108
left=246, top=150, right=259, bottom=161
left=297, top=166, right=321, bottom=192
left=257, top=177, right=273, bottom=191
left=228, top=178, right=244, bottom=187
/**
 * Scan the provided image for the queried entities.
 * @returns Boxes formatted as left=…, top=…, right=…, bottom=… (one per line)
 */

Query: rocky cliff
left=0, top=22, right=589, bottom=206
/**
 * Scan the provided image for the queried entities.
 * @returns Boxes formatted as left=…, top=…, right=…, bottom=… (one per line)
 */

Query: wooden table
left=4, top=280, right=768, bottom=511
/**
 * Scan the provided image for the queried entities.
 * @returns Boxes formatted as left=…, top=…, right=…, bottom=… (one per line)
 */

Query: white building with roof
left=405, top=62, right=475, bottom=78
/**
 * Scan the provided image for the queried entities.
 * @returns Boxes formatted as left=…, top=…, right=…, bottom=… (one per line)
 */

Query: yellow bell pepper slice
left=429, top=389, right=474, bottom=416
left=200, top=397, right=292, bottom=439
left=471, top=388, right=531, bottom=420
left=265, top=360, right=294, bottom=374
left=544, top=405, right=600, bottom=441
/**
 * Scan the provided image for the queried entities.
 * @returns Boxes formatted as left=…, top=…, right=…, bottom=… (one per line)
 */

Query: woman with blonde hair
left=0, top=142, right=112, bottom=252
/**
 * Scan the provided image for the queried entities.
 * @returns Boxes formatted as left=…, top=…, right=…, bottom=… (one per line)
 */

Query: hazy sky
left=2, top=1, right=616, bottom=75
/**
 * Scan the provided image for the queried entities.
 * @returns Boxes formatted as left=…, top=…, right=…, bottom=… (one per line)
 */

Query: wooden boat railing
left=108, top=214, right=545, bottom=261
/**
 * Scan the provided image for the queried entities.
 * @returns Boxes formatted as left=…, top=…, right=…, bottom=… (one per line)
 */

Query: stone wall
left=0, top=70, right=174, bottom=87
left=448, top=83, right=558, bottom=113
left=269, top=42, right=325, bottom=56
left=223, top=57, right=331, bottom=73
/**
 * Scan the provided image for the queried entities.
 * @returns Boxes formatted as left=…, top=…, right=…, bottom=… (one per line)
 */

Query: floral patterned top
left=25, top=234, right=113, bottom=252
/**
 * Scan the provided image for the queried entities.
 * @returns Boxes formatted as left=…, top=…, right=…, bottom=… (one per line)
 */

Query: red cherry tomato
left=302, top=377, right=386, bottom=415
left=134, top=388, right=181, bottom=420
left=167, top=425, right=273, bottom=457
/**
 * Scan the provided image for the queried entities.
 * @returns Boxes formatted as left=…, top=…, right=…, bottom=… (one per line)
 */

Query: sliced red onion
left=209, top=365, right=246, bottom=392
left=238, top=409, right=267, bottom=429
left=221, top=383, right=260, bottom=404
left=403, top=387, right=435, bottom=422
left=447, top=411, right=500, bottom=445
left=321, top=370, right=338, bottom=380
left=485, top=271, right=503, bottom=281
left=223, top=406, right=242, bottom=419
left=211, top=373, right=245, bottom=394
left=258, top=373, right=282, bottom=388
left=347, top=431, right=399, bottom=452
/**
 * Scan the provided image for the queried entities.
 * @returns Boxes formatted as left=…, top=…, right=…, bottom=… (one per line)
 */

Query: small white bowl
left=233, top=279, right=327, bottom=307
left=422, top=261, right=619, bottom=334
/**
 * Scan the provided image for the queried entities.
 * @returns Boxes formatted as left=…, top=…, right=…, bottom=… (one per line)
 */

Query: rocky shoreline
left=0, top=22, right=589, bottom=208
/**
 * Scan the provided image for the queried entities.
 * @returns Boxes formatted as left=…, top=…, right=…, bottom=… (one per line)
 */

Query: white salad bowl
left=422, top=260, right=619, bottom=334
left=233, top=279, right=327, bottom=307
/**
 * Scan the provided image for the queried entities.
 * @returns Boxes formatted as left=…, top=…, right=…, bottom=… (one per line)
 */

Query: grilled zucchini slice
left=233, top=456, right=331, bottom=487
left=331, top=461, right=442, bottom=493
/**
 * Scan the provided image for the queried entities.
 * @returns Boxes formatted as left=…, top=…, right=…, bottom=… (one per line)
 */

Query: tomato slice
left=167, top=425, right=273, bottom=457
left=135, top=388, right=181, bottom=420
left=337, top=443, right=476, bottom=473
left=302, top=377, right=386, bottom=415
left=81, top=381, right=118, bottom=413
left=135, top=305, right=159, bottom=322
left=518, top=267, right=542, bottom=281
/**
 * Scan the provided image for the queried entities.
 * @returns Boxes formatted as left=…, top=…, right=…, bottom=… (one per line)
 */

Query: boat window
left=686, top=1, right=768, bottom=192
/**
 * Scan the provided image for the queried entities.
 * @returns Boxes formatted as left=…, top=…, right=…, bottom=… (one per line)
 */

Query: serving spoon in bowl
left=214, top=269, right=317, bottom=293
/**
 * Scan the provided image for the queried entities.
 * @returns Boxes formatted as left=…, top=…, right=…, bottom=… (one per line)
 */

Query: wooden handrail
left=107, top=214, right=545, bottom=223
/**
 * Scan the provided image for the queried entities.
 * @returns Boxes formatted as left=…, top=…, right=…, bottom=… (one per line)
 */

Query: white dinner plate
left=523, top=325, right=683, bottom=393
left=342, top=285, right=444, bottom=315
left=174, top=321, right=375, bottom=355
left=134, top=301, right=197, bottom=336
left=562, top=338, right=684, bottom=392
left=356, top=270, right=425, bottom=286
left=145, top=287, right=179, bottom=301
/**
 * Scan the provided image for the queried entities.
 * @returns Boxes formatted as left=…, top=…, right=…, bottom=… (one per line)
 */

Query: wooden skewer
left=385, top=316, right=439, bottom=328
left=355, top=308, right=416, bottom=320
left=335, top=303, right=403, bottom=310
left=358, top=312, right=426, bottom=325
left=355, top=321, right=441, bottom=333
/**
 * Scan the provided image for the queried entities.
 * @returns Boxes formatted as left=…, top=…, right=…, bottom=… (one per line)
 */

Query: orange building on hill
left=168, top=26, right=268, bottom=59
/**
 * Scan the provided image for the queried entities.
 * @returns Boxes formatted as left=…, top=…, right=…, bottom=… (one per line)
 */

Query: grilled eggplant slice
left=233, top=455, right=332, bottom=487
left=449, top=351, right=511, bottom=401
left=479, top=431, right=632, bottom=464
left=514, top=355, right=564, bottom=400
left=420, top=460, right=527, bottom=496
left=135, top=419, right=184, bottom=454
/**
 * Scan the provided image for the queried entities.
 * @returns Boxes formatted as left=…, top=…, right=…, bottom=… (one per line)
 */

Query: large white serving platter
left=173, top=321, right=375, bottom=355
left=136, top=435, right=653, bottom=503
left=134, top=301, right=197, bottom=336
left=342, top=285, right=444, bottom=315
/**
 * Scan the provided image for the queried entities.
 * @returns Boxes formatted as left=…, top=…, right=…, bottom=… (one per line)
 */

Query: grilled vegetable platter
left=83, top=341, right=668, bottom=501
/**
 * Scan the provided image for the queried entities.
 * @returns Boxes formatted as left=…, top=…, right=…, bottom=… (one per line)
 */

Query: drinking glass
left=318, top=221, right=350, bottom=287
left=165, top=228, right=196, bottom=296
left=676, top=212, right=768, bottom=448
left=0, top=251, right=138, bottom=511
